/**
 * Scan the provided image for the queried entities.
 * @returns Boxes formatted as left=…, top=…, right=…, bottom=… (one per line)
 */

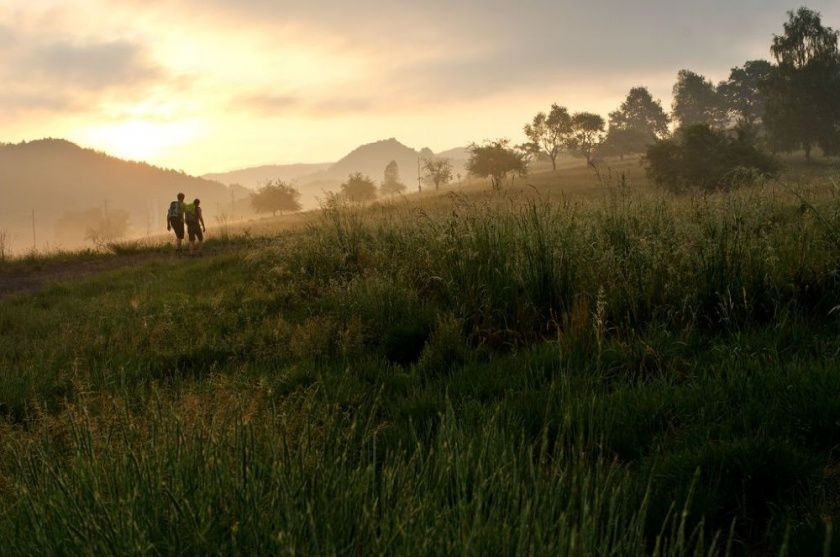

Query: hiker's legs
left=171, top=218, right=185, bottom=251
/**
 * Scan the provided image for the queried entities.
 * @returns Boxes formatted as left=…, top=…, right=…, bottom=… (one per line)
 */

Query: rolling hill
left=202, top=138, right=471, bottom=208
left=202, top=162, right=332, bottom=188
left=0, top=139, right=248, bottom=251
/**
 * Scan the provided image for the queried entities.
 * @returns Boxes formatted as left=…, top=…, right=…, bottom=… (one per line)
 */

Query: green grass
left=0, top=167, right=839, bottom=555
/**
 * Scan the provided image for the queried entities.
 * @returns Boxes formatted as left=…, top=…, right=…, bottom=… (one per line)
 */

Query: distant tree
left=421, top=158, right=454, bottom=191
left=86, top=208, right=130, bottom=246
left=600, top=87, right=669, bottom=158
left=672, top=70, right=726, bottom=128
left=568, top=112, right=606, bottom=166
left=57, top=207, right=130, bottom=246
left=466, top=139, right=527, bottom=190
left=717, top=60, right=774, bottom=125
left=515, top=141, right=541, bottom=165
left=341, top=172, right=378, bottom=202
left=645, top=124, right=779, bottom=192
left=523, top=104, right=572, bottom=170
left=250, top=180, right=302, bottom=216
left=765, top=7, right=840, bottom=160
left=380, top=160, right=406, bottom=196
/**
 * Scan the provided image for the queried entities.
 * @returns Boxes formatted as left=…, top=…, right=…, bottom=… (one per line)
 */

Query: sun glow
left=79, top=119, right=201, bottom=164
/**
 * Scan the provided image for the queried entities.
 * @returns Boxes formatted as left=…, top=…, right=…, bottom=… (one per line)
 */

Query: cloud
left=0, top=16, right=171, bottom=121
left=236, top=92, right=375, bottom=117
left=25, top=39, right=162, bottom=90
left=236, top=94, right=301, bottom=115
left=0, top=92, right=82, bottom=112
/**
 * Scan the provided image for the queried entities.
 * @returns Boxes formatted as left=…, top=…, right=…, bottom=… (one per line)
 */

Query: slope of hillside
left=202, top=162, right=332, bottom=188
left=0, top=139, right=248, bottom=251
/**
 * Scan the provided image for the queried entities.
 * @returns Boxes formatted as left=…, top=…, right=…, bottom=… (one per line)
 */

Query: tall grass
left=0, top=177, right=838, bottom=554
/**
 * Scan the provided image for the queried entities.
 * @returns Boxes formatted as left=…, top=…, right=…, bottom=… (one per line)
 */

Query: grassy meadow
left=1, top=160, right=840, bottom=555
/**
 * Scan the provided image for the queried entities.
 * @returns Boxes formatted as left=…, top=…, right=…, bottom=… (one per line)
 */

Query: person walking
left=184, top=198, right=206, bottom=254
left=166, top=192, right=186, bottom=253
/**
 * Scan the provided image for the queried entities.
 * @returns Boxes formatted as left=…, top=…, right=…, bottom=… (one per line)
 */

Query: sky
left=1, top=0, right=839, bottom=175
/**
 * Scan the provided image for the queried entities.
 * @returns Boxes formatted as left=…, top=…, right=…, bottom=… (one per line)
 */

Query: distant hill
left=202, top=162, right=331, bottom=189
left=203, top=138, right=471, bottom=209
left=0, top=139, right=248, bottom=251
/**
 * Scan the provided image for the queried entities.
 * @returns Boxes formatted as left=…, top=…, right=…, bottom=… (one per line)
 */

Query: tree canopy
left=600, top=87, right=669, bottom=158
left=717, top=60, right=774, bottom=125
left=250, top=180, right=302, bottom=216
left=341, top=172, right=378, bottom=203
left=467, top=140, right=527, bottom=190
left=569, top=112, right=605, bottom=166
left=671, top=70, right=725, bottom=128
left=422, top=158, right=454, bottom=191
left=765, top=7, right=840, bottom=159
left=523, top=104, right=572, bottom=170
left=380, top=160, right=406, bottom=196
left=646, top=125, right=779, bottom=193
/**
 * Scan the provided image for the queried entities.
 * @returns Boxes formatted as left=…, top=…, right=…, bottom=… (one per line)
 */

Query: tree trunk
left=804, top=142, right=812, bottom=162
left=551, top=156, right=557, bottom=171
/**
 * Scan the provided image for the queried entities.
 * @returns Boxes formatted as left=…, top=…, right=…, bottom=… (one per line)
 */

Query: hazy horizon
left=2, top=0, right=839, bottom=175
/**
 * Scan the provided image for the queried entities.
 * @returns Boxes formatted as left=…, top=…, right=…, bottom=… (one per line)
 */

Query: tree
left=765, top=7, right=840, bottom=160
left=600, top=87, right=669, bottom=158
left=523, top=104, right=572, bottom=170
left=57, top=207, right=130, bottom=246
left=671, top=70, right=726, bottom=128
left=645, top=124, right=779, bottom=193
left=717, top=60, right=774, bottom=125
left=466, top=139, right=527, bottom=190
left=341, top=172, right=378, bottom=202
left=380, top=160, right=406, bottom=196
left=568, top=112, right=605, bottom=166
left=250, top=180, right=302, bottom=216
left=421, top=158, right=453, bottom=191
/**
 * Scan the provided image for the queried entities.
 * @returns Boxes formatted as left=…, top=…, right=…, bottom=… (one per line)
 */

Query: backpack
left=167, top=201, right=181, bottom=219
left=184, top=203, right=197, bottom=224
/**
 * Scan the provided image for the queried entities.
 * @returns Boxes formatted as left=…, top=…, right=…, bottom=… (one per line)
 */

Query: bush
left=645, top=125, right=780, bottom=192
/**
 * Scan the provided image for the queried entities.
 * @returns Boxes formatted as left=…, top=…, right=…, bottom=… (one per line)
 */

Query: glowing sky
left=2, top=0, right=839, bottom=174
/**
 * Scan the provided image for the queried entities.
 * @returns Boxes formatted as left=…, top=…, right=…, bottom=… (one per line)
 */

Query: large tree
left=765, top=7, right=840, bottom=160
left=250, top=180, right=302, bottom=216
left=523, top=104, right=572, bottom=170
left=646, top=124, right=779, bottom=193
left=717, top=60, right=774, bottom=125
left=466, top=139, right=527, bottom=190
left=380, top=160, right=406, bottom=196
left=341, top=172, right=378, bottom=203
left=568, top=112, right=605, bottom=166
left=600, top=87, right=669, bottom=158
left=421, top=157, right=454, bottom=191
left=671, top=70, right=726, bottom=128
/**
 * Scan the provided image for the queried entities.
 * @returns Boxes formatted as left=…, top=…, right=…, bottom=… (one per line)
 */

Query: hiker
left=184, top=198, right=206, bottom=253
left=166, top=192, right=186, bottom=252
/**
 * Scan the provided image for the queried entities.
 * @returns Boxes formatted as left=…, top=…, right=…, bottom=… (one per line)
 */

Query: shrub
left=645, top=125, right=780, bottom=192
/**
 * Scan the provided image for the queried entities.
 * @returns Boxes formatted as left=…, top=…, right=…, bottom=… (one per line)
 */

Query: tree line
left=248, top=6, right=839, bottom=214
left=521, top=7, right=839, bottom=174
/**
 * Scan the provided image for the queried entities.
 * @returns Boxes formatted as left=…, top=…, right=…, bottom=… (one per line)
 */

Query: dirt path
left=0, top=249, right=218, bottom=301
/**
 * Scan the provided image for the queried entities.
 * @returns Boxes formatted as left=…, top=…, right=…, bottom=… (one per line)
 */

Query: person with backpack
left=184, top=198, right=206, bottom=254
left=166, top=192, right=186, bottom=252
